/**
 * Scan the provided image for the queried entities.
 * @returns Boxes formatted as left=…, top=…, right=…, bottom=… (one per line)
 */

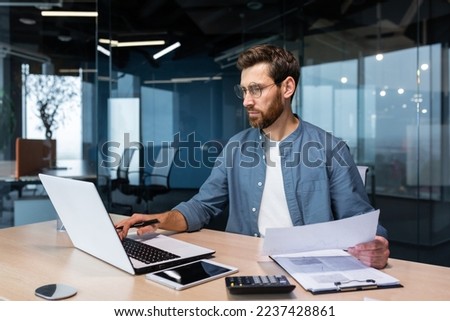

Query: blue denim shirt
left=174, top=119, right=387, bottom=238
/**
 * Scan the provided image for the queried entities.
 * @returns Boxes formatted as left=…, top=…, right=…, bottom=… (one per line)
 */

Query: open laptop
left=39, top=173, right=215, bottom=275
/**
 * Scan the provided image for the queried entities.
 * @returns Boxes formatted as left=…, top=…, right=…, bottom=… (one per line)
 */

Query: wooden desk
left=0, top=218, right=449, bottom=301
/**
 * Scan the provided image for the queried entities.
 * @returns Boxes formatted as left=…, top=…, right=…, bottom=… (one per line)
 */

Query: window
left=23, top=66, right=82, bottom=160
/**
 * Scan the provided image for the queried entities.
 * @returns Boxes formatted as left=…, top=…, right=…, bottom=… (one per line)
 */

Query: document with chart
left=270, top=249, right=401, bottom=294
left=263, top=211, right=402, bottom=294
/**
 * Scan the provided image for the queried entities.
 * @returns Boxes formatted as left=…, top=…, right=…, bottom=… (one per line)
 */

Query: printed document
left=262, top=209, right=380, bottom=255
left=263, top=210, right=401, bottom=293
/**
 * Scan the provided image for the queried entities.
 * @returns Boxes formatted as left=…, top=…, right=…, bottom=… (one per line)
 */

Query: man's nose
left=242, top=93, right=254, bottom=107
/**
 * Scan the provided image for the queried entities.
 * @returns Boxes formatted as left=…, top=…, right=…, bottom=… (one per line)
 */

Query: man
left=117, top=44, right=390, bottom=269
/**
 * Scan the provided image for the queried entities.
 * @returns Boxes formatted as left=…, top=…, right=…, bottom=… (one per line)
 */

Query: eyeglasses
left=234, top=82, right=278, bottom=99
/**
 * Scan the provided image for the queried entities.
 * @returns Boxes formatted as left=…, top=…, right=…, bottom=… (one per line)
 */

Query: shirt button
left=252, top=207, right=256, bottom=212
left=253, top=233, right=259, bottom=237
left=257, top=182, right=262, bottom=187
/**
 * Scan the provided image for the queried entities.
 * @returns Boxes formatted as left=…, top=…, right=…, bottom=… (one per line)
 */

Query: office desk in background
left=0, top=160, right=97, bottom=226
left=0, top=159, right=96, bottom=182
left=1, top=216, right=449, bottom=301
left=0, top=159, right=96, bottom=199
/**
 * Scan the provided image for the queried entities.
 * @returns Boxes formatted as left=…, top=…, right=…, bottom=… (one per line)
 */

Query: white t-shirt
left=258, top=139, right=293, bottom=237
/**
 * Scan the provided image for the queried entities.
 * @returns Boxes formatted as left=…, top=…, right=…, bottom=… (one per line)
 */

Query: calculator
left=225, top=275, right=296, bottom=294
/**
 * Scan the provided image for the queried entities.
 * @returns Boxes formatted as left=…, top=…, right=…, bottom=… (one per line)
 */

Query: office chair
left=108, top=146, right=138, bottom=214
left=140, top=145, right=178, bottom=201
left=357, top=165, right=369, bottom=186
left=96, top=147, right=115, bottom=211
left=111, top=145, right=177, bottom=214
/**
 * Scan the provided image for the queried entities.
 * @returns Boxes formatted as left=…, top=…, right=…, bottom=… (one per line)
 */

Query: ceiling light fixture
left=247, top=1, right=263, bottom=10
left=41, top=11, right=98, bottom=17
left=375, top=3, right=384, bottom=62
left=58, top=33, right=72, bottom=42
left=153, top=42, right=181, bottom=60
left=144, top=75, right=222, bottom=85
left=98, top=38, right=119, bottom=46
left=97, top=45, right=110, bottom=57
left=59, top=68, right=97, bottom=74
left=98, top=38, right=164, bottom=48
left=58, top=35, right=72, bottom=42
left=19, top=17, right=36, bottom=25
left=420, top=63, right=429, bottom=71
left=116, top=40, right=165, bottom=47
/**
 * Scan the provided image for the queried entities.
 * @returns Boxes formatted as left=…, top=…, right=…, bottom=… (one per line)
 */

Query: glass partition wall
left=299, top=1, right=450, bottom=266
left=98, top=0, right=450, bottom=267
left=0, top=1, right=97, bottom=228
left=1, top=1, right=449, bottom=267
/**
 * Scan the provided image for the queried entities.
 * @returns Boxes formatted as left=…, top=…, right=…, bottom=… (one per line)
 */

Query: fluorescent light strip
left=59, top=69, right=97, bottom=74
left=41, top=11, right=98, bottom=17
left=98, top=76, right=117, bottom=82
left=117, top=40, right=165, bottom=47
left=144, top=80, right=173, bottom=84
left=171, top=77, right=221, bottom=82
left=144, top=76, right=222, bottom=84
left=153, top=42, right=181, bottom=59
left=97, top=45, right=110, bottom=57
left=98, top=39, right=164, bottom=47
left=99, top=38, right=119, bottom=46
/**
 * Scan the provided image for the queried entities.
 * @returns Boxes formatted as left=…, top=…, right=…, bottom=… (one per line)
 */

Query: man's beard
left=248, top=92, right=283, bottom=129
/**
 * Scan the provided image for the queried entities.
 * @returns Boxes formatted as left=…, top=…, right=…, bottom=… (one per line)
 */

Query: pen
left=116, top=218, right=160, bottom=230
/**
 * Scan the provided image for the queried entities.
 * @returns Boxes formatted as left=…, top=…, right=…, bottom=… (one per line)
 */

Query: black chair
left=140, top=145, right=178, bottom=201
left=111, top=145, right=177, bottom=214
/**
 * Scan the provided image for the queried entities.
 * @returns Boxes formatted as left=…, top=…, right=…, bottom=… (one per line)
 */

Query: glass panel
left=108, top=97, right=140, bottom=184
left=23, top=70, right=83, bottom=159
left=94, top=0, right=450, bottom=266
left=141, top=86, right=174, bottom=143
left=302, top=59, right=358, bottom=155
left=0, top=1, right=97, bottom=228
left=299, top=0, right=450, bottom=264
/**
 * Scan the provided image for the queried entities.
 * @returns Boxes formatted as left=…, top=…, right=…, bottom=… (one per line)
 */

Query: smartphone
left=146, top=259, right=238, bottom=290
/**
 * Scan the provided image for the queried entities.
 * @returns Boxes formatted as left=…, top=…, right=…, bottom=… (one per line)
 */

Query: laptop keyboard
left=122, top=238, right=180, bottom=264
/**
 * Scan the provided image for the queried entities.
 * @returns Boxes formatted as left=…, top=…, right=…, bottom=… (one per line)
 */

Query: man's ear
left=283, top=76, right=296, bottom=99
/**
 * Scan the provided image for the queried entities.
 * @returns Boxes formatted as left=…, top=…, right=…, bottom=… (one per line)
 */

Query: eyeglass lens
left=234, top=83, right=263, bottom=99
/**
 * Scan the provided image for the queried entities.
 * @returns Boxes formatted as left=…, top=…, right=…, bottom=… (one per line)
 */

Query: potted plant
left=25, top=74, right=79, bottom=139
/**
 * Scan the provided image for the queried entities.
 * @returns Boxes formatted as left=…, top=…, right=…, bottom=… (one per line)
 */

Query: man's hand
left=115, top=210, right=188, bottom=240
left=347, top=236, right=390, bottom=269
left=115, top=213, right=159, bottom=240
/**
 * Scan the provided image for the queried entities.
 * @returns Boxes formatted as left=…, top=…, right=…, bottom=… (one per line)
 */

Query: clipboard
left=308, top=279, right=403, bottom=295
left=270, top=249, right=402, bottom=295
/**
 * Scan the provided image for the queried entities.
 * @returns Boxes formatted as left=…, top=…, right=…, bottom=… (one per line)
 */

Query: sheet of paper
left=261, top=209, right=379, bottom=255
